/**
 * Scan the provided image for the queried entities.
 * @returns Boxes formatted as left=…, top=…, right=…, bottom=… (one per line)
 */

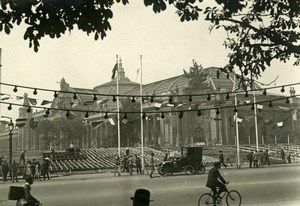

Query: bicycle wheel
left=198, top=193, right=214, bottom=206
left=226, top=190, right=241, bottom=206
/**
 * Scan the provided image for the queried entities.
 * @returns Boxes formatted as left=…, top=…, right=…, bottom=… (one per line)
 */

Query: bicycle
left=198, top=183, right=241, bottom=206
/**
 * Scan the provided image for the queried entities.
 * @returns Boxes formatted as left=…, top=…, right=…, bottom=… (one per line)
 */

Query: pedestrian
left=35, top=162, right=42, bottom=181
left=128, top=155, right=134, bottom=175
left=10, top=160, right=19, bottom=183
left=253, top=150, right=258, bottom=168
left=286, top=151, right=291, bottom=164
left=30, top=159, right=37, bottom=178
left=258, top=151, right=264, bottom=168
left=224, top=152, right=233, bottom=166
left=24, top=161, right=32, bottom=179
left=218, top=150, right=227, bottom=168
left=42, top=160, right=51, bottom=180
left=130, top=188, right=153, bottom=206
left=263, top=149, right=270, bottom=166
left=135, top=155, right=142, bottom=175
left=0, top=156, right=4, bottom=179
left=114, top=155, right=120, bottom=176
left=122, top=154, right=129, bottom=173
left=281, top=149, right=286, bottom=160
left=247, top=151, right=253, bottom=168
left=16, top=176, right=41, bottom=206
left=2, top=160, right=9, bottom=183
left=149, top=152, right=155, bottom=178
left=19, top=149, right=27, bottom=165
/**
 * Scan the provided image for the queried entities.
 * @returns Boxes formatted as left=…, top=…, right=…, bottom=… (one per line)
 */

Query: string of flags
left=0, top=93, right=298, bottom=124
left=0, top=80, right=298, bottom=101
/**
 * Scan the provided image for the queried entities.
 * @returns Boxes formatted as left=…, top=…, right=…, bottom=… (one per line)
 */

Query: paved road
left=1, top=164, right=300, bottom=206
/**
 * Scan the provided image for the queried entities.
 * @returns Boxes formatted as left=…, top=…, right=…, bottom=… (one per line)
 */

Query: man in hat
left=130, top=188, right=153, bottom=206
left=206, top=161, right=228, bottom=203
left=149, top=152, right=155, bottom=178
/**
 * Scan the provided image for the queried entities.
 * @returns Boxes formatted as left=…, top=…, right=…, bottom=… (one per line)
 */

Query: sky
left=0, top=1, right=299, bottom=120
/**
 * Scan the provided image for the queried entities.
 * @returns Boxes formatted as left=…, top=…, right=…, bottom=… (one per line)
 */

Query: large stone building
left=0, top=60, right=299, bottom=153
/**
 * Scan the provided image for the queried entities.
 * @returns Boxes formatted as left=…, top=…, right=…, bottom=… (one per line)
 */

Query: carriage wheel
left=158, top=167, right=167, bottom=176
left=184, top=165, right=195, bottom=175
left=195, top=163, right=206, bottom=174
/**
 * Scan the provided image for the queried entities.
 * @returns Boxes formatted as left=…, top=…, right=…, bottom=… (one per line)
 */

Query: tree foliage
left=0, top=0, right=299, bottom=80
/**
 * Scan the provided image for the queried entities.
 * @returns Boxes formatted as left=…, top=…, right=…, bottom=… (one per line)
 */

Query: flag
left=83, top=100, right=95, bottom=106
left=233, top=115, right=243, bottom=123
left=0, top=116, right=11, bottom=124
left=0, top=94, right=10, bottom=101
left=277, top=122, right=283, bottom=127
left=28, top=98, right=37, bottom=106
left=135, top=68, right=140, bottom=80
left=109, top=118, right=115, bottom=125
left=278, top=106, right=290, bottom=111
left=91, top=121, right=103, bottom=129
left=16, top=118, right=27, bottom=128
left=257, top=104, right=263, bottom=110
left=111, top=63, right=118, bottom=79
left=293, top=111, right=297, bottom=121
left=154, top=103, right=162, bottom=110
left=41, top=100, right=52, bottom=105
left=16, top=96, right=23, bottom=101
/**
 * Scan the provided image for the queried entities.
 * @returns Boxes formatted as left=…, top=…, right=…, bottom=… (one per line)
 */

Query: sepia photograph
left=0, top=1, right=299, bottom=205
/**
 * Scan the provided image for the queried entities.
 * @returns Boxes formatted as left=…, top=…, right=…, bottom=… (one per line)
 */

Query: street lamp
left=8, top=119, right=14, bottom=165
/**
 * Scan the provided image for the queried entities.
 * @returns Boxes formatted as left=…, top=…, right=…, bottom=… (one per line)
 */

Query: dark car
left=158, top=146, right=205, bottom=176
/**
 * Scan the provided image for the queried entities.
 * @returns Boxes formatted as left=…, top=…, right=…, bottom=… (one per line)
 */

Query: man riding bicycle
left=206, top=161, right=228, bottom=202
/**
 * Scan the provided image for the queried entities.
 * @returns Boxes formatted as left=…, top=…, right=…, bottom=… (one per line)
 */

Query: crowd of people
left=114, top=148, right=155, bottom=177
left=0, top=149, right=51, bottom=184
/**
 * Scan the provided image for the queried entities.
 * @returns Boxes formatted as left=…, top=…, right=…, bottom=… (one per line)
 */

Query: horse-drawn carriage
left=157, top=146, right=205, bottom=176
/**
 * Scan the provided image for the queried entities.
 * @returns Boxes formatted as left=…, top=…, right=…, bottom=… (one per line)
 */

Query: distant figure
left=0, top=156, right=4, bottom=166
left=10, top=161, right=19, bottom=183
left=149, top=152, right=155, bottom=178
left=130, top=189, right=153, bottom=206
left=281, top=149, right=285, bottom=160
left=114, top=155, right=120, bottom=176
left=69, top=142, right=75, bottom=153
left=253, top=150, right=258, bottom=168
left=42, top=160, right=51, bottom=180
left=50, top=144, right=55, bottom=159
left=122, top=154, right=129, bottom=173
left=286, top=151, right=291, bottom=164
left=247, top=151, right=254, bottom=168
left=128, top=156, right=134, bottom=175
left=19, top=149, right=27, bottom=165
left=218, top=151, right=227, bottom=168
left=263, top=149, right=270, bottom=166
left=258, top=151, right=264, bottom=168
left=35, top=162, right=42, bottom=181
left=224, top=153, right=233, bottom=166
left=2, top=160, right=9, bottom=183
left=135, top=155, right=142, bottom=175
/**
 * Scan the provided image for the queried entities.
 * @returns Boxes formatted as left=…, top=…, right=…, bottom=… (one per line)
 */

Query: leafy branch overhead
left=0, top=0, right=299, bottom=80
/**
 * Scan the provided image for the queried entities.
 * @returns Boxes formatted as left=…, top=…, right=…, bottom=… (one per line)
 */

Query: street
left=1, top=164, right=300, bottom=206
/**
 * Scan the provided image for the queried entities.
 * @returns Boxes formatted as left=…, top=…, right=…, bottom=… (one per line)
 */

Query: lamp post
left=8, top=119, right=14, bottom=165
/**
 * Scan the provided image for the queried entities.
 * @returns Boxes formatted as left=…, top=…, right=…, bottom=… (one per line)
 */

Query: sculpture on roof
left=183, top=60, right=210, bottom=89
left=60, top=78, right=69, bottom=91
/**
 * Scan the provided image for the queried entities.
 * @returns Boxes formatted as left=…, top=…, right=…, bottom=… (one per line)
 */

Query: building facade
left=0, top=61, right=299, bottom=153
